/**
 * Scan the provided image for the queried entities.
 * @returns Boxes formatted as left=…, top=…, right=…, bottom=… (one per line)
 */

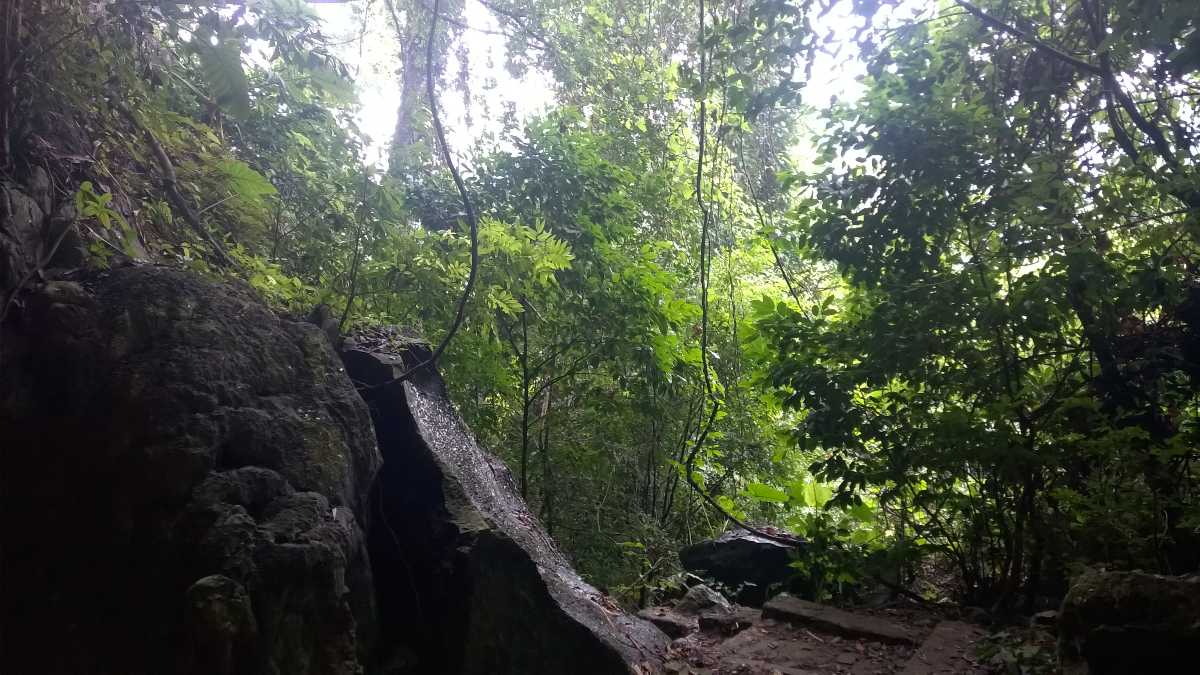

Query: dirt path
left=659, top=599, right=987, bottom=674
left=897, top=621, right=986, bottom=674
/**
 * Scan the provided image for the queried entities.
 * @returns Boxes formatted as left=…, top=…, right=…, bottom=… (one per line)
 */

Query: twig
left=953, top=0, right=1101, bottom=76
left=678, top=0, right=808, bottom=549
left=196, top=194, right=235, bottom=216
left=736, top=138, right=802, bottom=306
left=82, top=223, right=124, bottom=254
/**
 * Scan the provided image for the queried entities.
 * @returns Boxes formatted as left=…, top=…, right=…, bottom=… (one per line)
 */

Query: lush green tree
left=757, top=0, right=1200, bottom=608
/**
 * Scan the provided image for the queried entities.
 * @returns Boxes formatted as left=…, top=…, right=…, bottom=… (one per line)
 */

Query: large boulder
left=679, top=529, right=803, bottom=605
left=1058, top=569, right=1200, bottom=674
left=343, top=332, right=670, bottom=674
left=1, top=266, right=381, bottom=674
left=1, top=265, right=669, bottom=674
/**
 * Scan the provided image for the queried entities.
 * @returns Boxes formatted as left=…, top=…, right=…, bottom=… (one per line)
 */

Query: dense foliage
left=4, top=0, right=1198, bottom=612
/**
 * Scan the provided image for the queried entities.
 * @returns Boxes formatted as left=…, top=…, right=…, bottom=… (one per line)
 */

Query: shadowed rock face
left=343, top=338, right=670, bottom=675
left=1, top=266, right=380, bottom=674
left=1059, top=570, right=1200, bottom=675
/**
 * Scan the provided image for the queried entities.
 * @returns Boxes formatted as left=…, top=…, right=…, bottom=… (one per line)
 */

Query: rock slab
left=762, top=594, right=919, bottom=645
left=676, top=583, right=734, bottom=615
left=344, top=335, right=669, bottom=674
left=638, top=607, right=698, bottom=638
left=698, top=606, right=760, bottom=635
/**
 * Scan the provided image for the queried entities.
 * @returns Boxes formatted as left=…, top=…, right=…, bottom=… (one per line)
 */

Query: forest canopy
left=3, top=0, right=1199, bottom=613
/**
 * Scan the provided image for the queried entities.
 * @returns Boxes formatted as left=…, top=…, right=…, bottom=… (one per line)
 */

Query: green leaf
left=217, top=159, right=277, bottom=200
left=746, top=482, right=790, bottom=504
left=486, top=287, right=523, bottom=316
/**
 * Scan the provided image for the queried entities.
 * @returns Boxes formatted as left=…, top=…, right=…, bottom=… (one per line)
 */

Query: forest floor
left=660, top=600, right=995, bottom=674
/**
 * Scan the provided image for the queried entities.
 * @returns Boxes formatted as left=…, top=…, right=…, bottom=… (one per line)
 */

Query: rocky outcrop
left=679, top=529, right=803, bottom=605
left=1, top=178, right=46, bottom=291
left=1058, top=569, right=1200, bottom=675
left=638, top=585, right=752, bottom=639
left=1, top=265, right=381, bottom=673
left=698, top=606, right=759, bottom=635
left=637, top=585, right=738, bottom=639
left=343, top=335, right=670, bottom=674
left=1, top=265, right=669, bottom=674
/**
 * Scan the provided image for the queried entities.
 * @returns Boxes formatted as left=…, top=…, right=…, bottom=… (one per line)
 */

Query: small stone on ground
left=699, top=606, right=760, bottom=634
left=639, top=606, right=699, bottom=638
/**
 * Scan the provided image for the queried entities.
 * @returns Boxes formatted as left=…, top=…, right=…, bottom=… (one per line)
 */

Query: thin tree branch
left=737, top=139, right=802, bottom=306
left=954, top=0, right=1101, bottom=76
left=473, top=0, right=555, bottom=53
left=528, top=341, right=609, bottom=401
left=679, top=0, right=798, bottom=548
left=414, top=0, right=506, bottom=37
left=362, top=0, right=479, bottom=388
left=339, top=174, right=371, bottom=332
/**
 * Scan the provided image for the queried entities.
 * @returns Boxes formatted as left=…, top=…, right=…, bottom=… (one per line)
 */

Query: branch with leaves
left=953, top=0, right=1101, bottom=76
left=363, top=0, right=479, bottom=388
left=679, top=0, right=801, bottom=549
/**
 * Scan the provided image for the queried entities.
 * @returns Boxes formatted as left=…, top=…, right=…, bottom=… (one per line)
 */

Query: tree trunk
left=519, top=307, right=530, bottom=499
left=539, top=356, right=555, bottom=535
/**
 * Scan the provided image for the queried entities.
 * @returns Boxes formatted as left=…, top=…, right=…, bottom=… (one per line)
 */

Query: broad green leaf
left=746, top=482, right=789, bottom=504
